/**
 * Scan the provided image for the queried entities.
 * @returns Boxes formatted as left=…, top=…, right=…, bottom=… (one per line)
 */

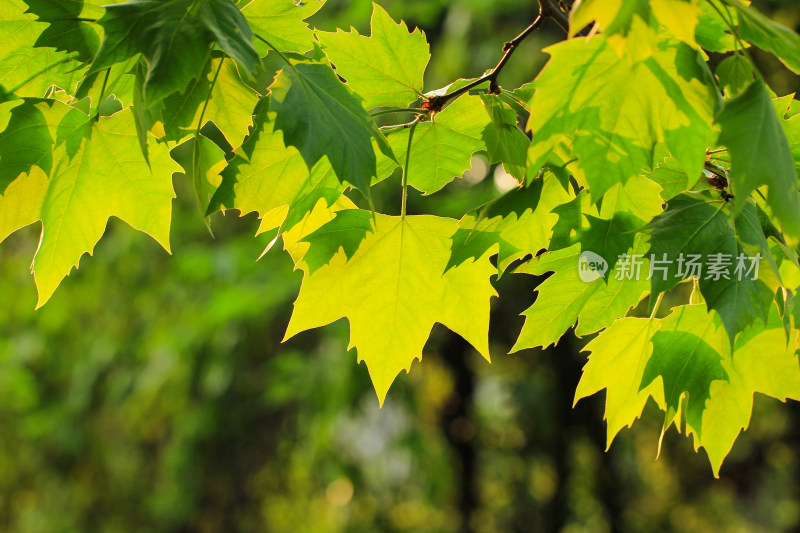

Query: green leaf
left=575, top=316, right=665, bottom=449
left=161, top=56, right=260, bottom=147
left=642, top=330, right=728, bottom=440
left=781, top=99, right=800, bottom=176
left=480, top=94, right=528, bottom=181
left=0, top=1, right=86, bottom=99
left=723, top=0, right=800, bottom=74
left=284, top=214, right=497, bottom=404
left=0, top=101, right=178, bottom=306
left=528, top=35, right=716, bottom=200
left=0, top=99, right=53, bottom=193
left=645, top=192, right=775, bottom=346
left=696, top=315, right=800, bottom=475
left=300, top=209, right=374, bottom=271
left=716, top=81, right=800, bottom=241
left=241, top=0, right=325, bottom=55
left=695, top=0, right=737, bottom=52
left=207, top=103, right=345, bottom=233
left=89, top=0, right=259, bottom=104
left=715, top=54, right=755, bottom=96
left=170, top=134, right=226, bottom=217
left=22, top=0, right=100, bottom=62
left=571, top=0, right=702, bottom=52
left=316, top=3, right=429, bottom=110
left=643, top=158, right=691, bottom=200
left=511, top=238, right=649, bottom=351
left=377, top=94, right=489, bottom=194
left=569, top=0, right=659, bottom=60
left=270, top=60, right=394, bottom=197
left=448, top=172, right=573, bottom=274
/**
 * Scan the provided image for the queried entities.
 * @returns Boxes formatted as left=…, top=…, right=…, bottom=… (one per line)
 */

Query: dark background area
left=1, top=1, right=800, bottom=531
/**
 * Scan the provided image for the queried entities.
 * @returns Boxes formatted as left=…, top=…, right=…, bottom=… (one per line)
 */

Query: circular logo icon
left=578, top=251, right=608, bottom=282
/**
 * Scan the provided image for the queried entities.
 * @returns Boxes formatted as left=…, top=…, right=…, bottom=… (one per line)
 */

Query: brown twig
left=422, top=0, right=569, bottom=112
left=539, top=0, right=570, bottom=33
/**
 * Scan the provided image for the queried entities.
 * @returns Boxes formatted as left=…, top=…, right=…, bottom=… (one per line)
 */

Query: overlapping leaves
left=1, top=0, right=800, bottom=477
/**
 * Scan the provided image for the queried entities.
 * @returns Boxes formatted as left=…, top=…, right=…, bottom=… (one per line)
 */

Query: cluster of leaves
left=2, top=0, right=800, bottom=474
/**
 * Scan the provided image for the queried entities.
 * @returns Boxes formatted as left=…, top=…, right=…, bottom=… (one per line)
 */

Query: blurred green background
left=1, top=1, right=800, bottom=532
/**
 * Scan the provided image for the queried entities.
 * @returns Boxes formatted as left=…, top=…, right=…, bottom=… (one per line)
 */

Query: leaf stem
left=650, top=291, right=664, bottom=319
left=94, top=68, right=111, bottom=122
left=369, top=107, right=427, bottom=117
left=706, top=0, right=764, bottom=83
left=401, top=116, right=423, bottom=220
left=254, top=33, right=291, bottom=66
left=196, top=56, right=224, bottom=137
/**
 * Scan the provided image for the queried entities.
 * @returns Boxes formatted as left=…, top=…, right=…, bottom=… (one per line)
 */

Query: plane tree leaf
left=270, top=60, right=394, bottom=198
left=22, top=0, right=100, bottom=62
left=447, top=172, right=573, bottom=274
left=575, top=317, right=665, bottom=449
left=240, top=0, right=325, bottom=55
left=716, top=81, right=800, bottom=241
left=527, top=35, right=716, bottom=200
left=480, top=94, right=528, bottom=181
left=207, top=101, right=345, bottom=234
left=511, top=238, right=650, bottom=351
left=89, top=0, right=260, bottom=105
left=0, top=100, right=178, bottom=306
left=160, top=56, right=260, bottom=147
left=316, top=3, right=429, bottom=110
left=645, top=191, right=775, bottom=346
left=722, top=0, right=800, bottom=74
left=284, top=213, right=497, bottom=404
left=377, top=94, right=490, bottom=195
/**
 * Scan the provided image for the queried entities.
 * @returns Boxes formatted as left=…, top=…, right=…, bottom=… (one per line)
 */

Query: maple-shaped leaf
left=722, top=0, right=800, bottom=74
left=270, top=60, right=394, bottom=198
left=695, top=310, right=800, bottom=475
left=207, top=102, right=345, bottom=234
left=717, top=81, right=800, bottom=241
left=0, top=0, right=87, bottom=99
left=480, top=94, right=528, bottom=181
left=89, top=0, right=260, bottom=104
left=448, top=172, right=573, bottom=274
left=528, top=35, right=716, bottom=200
left=575, top=317, right=666, bottom=449
left=316, top=4, right=429, bottom=110
left=547, top=174, right=663, bottom=262
left=300, top=209, right=374, bottom=271
left=570, top=0, right=700, bottom=58
left=642, top=330, right=728, bottom=442
left=0, top=99, right=53, bottom=193
left=377, top=94, right=490, bottom=195
left=22, top=0, right=100, bottom=62
left=645, top=192, right=776, bottom=347
left=159, top=56, right=260, bottom=147
left=0, top=101, right=178, bottom=306
left=511, top=239, right=650, bottom=351
left=643, top=162, right=690, bottom=201
left=284, top=213, right=497, bottom=404
left=241, top=0, right=325, bottom=55
left=695, top=0, right=737, bottom=52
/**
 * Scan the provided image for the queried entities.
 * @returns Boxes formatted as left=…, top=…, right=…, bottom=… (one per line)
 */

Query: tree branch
left=422, top=0, right=569, bottom=112
left=538, top=0, right=570, bottom=33
left=424, top=15, right=544, bottom=111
